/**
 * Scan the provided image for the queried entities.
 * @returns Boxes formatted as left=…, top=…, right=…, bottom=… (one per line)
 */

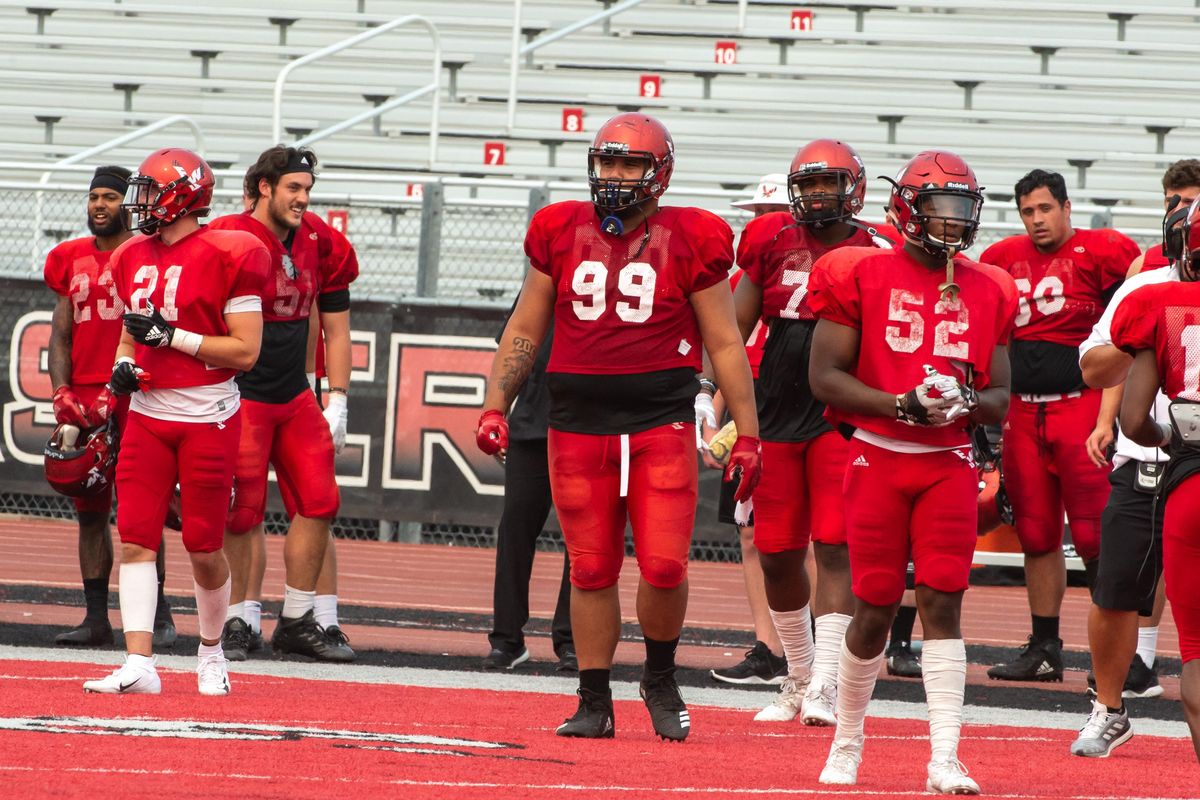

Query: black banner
left=1, top=278, right=729, bottom=540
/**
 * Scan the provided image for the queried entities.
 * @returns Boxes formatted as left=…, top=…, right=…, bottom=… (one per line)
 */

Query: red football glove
left=475, top=409, right=509, bottom=456
left=724, top=435, right=762, bottom=503
left=52, top=386, right=88, bottom=427
left=85, top=386, right=118, bottom=427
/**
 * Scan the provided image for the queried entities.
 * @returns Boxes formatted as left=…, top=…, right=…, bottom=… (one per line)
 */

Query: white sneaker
left=83, top=655, right=161, bottom=694
left=801, top=680, right=837, bottom=726
left=926, top=758, right=980, bottom=795
left=819, top=740, right=862, bottom=785
left=753, top=676, right=806, bottom=722
left=197, top=652, right=231, bottom=696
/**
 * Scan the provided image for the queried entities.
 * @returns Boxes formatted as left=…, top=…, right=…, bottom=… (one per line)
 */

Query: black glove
left=123, top=303, right=175, bottom=348
left=110, top=360, right=149, bottom=396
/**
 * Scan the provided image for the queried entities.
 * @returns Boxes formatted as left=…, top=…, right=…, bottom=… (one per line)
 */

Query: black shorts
left=717, top=474, right=754, bottom=527
left=1092, top=461, right=1164, bottom=616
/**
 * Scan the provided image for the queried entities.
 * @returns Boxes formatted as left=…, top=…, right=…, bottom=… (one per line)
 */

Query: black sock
left=891, top=605, right=917, bottom=645
left=644, top=636, right=679, bottom=673
left=1106, top=704, right=1125, bottom=715
left=1032, top=614, right=1059, bottom=642
left=579, top=668, right=611, bottom=696
left=82, top=578, right=109, bottom=621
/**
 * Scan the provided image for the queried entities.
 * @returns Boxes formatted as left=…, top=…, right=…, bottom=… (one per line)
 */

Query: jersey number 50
left=571, top=261, right=656, bottom=323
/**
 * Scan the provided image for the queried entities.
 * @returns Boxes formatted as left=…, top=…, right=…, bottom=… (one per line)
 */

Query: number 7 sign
left=483, top=141, right=506, bottom=166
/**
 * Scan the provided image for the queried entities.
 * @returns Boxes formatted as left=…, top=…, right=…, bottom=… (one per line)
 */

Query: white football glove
left=694, top=391, right=717, bottom=450
left=323, top=392, right=348, bottom=454
left=307, top=372, right=317, bottom=394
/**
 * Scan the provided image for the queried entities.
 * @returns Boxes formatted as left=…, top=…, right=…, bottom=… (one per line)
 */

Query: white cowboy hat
left=730, top=173, right=790, bottom=210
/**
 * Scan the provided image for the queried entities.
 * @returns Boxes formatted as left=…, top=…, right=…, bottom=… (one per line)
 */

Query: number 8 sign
left=562, top=107, right=584, bottom=133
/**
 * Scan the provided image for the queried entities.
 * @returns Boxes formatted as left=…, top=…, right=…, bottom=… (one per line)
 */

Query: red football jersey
left=527, top=201, right=733, bottom=375
left=1138, top=244, right=1171, bottom=275
left=980, top=228, right=1139, bottom=347
left=810, top=246, right=1019, bottom=446
left=737, top=211, right=897, bottom=321
left=728, top=269, right=765, bottom=378
left=1111, top=281, right=1200, bottom=401
left=111, top=227, right=271, bottom=389
left=43, top=236, right=128, bottom=385
left=307, top=211, right=359, bottom=294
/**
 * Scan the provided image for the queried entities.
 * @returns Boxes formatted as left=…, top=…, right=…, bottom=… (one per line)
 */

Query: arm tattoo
left=498, top=336, right=537, bottom=403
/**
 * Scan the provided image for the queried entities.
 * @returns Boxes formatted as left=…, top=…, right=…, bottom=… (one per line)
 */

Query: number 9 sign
left=639, top=74, right=661, bottom=98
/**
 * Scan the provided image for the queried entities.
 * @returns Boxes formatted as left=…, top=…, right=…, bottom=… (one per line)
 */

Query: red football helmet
left=123, top=147, right=214, bottom=235
left=43, top=420, right=118, bottom=498
left=587, top=113, right=674, bottom=214
left=886, top=150, right=983, bottom=257
left=1177, top=196, right=1200, bottom=281
left=787, top=139, right=866, bottom=227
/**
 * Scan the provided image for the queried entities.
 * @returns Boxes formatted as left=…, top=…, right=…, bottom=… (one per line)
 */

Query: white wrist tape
left=169, top=328, right=203, bottom=357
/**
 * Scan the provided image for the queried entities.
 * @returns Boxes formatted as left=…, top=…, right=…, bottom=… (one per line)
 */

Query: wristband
left=328, top=386, right=349, bottom=396
left=169, top=328, right=203, bottom=357
left=115, top=356, right=135, bottom=367
left=698, top=377, right=717, bottom=396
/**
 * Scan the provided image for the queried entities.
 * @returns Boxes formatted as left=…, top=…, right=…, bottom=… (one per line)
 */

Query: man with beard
left=209, top=146, right=356, bottom=662
left=44, top=165, right=175, bottom=648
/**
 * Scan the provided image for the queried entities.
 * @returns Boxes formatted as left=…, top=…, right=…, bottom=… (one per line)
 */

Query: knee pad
left=855, top=569, right=905, bottom=607
left=916, top=555, right=970, bottom=595
left=225, top=505, right=262, bottom=537
left=639, top=555, right=686, bottom=589
left=569, top=553, right=621, bottom=591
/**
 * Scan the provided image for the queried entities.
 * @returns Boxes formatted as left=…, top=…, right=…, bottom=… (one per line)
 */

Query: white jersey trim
left=130, top=379, right=241, bottom=424
left=853, top=427, right=959, bottom=454
left=225, top=295, right=261, bottom=314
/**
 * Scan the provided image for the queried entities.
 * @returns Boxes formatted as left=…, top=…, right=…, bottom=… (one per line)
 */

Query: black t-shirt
left=237, top=318, right=309, bottom=404
left=757, top=317, right=830, bottom=442
left=1010, top=339, right=1085, bottom=395
left=548, top=368, right=695, bottom=435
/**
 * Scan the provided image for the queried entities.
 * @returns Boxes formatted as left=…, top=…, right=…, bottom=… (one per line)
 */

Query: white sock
left=282, top=585, right=316, bottom=620
left=1137, top=626, right=1158, bottom=669
left=832, top=640, right=884, bottom=750
left=127, top=653, right=155, bottom=668
left=812, top=612, right=852, bottom=690
left=244, top=600, right=262, bottom=634
left=226, top=601, right=245, bottom=623
left=922, top=638, right=967, bottom=763
left=314, top=594, right=339, bottom=629
left=194, top=577, right=231, bottom=642
left=769, top=605, right=814, bottom=682
left=118, top=561, right=159, bottom=633
left=198, top=641, right=223, bottom=659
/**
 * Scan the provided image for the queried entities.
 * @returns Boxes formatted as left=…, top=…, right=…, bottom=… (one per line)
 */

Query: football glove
left=109, top=358, right=150, bottom=396
left=694, top=391, right=717, bottom=450
left=123, top=303, right=175, bottom=348
left=475, top=409, right=509, bottom=456
left=323, top=392, right=348, bottom=454
left=85, top=386, right=118, bottom=427
left=51, top=385, right=88, bottom=427
left=724, top=435, right=762, bottom=503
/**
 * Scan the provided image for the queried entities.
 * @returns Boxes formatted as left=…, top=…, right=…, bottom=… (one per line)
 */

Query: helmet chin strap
left=938, top=250, right=961, bottom=302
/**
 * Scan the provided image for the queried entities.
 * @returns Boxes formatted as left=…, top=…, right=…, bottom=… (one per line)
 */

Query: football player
left=1112, top=201, right=1200, bottom=760
left=1127, top=160, right=1200, bottom=276
left=980, top=170, right=1139, bottom=683
left=809, top=150, right=1018, bottom=793
left=210, top=146, right=357, bottom=663
left=44, top=165, right=175, bottom=649
left=476, top=113, right=761, bottom=742
left=709, top=140, right=897, bottom=725
left=82, top=147, right=270, bottom=695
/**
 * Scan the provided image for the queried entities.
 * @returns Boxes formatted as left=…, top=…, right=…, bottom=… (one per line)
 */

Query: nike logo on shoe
left=118, top=680, right=139, bottom=692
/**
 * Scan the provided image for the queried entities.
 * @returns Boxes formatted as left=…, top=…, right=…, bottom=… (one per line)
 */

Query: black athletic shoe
left=885, top=640, right=922, bottom=678
left=987, top=636, right=1063, bottom=682
left=152, top=598, right=176, bottom=649
left=639, top=665, right=691, bottom=742
left=325, top=626, right=357, bottom=662
left=222, top=617, right=253, bottom=662
left=556, top=646, right=579, bottom=674
left=481, top=646, right=530, bottom=670
left=555, top=687, right=615, bottom=738
left=248, top=626, right=264, bottom=653
left=271, top=610, right=356, bottom=662
left=55, top=618, right=113, bottom=647
left=710, top=640, right=787, bottom=685
left=1122, top=654, right=1163, bottom=699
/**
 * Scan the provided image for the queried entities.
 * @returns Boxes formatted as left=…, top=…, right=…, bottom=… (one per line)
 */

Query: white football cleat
left=819, top=740, right=862, bottom=785
left=197, top=651, right=231, bottom=696
left=926, top=758, right=980, bottom=795
left=83, top=655, right=161, bottom=694
left=753, top=676, right=805, bottom=722
left=801, top=680, right=837, bottom=726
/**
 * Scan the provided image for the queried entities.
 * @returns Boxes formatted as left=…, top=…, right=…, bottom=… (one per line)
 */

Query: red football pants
left=71, top=383, right=129, bottom=514
left=548, top=422, right=696, bottom=591
left=753, top=432, right=849, bottom=554
left=1164, top=473, right=1200, bottom=663
left=843, top=438, right=978, bottom=606
left=226, top=393, right=339, bottom=535
left=116, top=410, right=241, bottom=554
left=1003, top=391, right=1109, bottom=560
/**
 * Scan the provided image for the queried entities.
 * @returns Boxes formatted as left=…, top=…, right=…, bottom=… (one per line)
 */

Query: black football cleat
left=885, top=640, right=922, bottom=678
left=152, top=598, right=177, bottom=649
left=556, top=688, right=615, bottom=739
left=987, top=636, right=1063, bottom=682
left=556, top=646, right=579, bottom=674
left=324, top=625, right=357, bottom=662
left=270, top=610, right=356, bottom=662
left=222, top=617, right=253, bottom=662
left=55, top=618, right=114, bottom=647
left=639, top=665, right=691, bottom=742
